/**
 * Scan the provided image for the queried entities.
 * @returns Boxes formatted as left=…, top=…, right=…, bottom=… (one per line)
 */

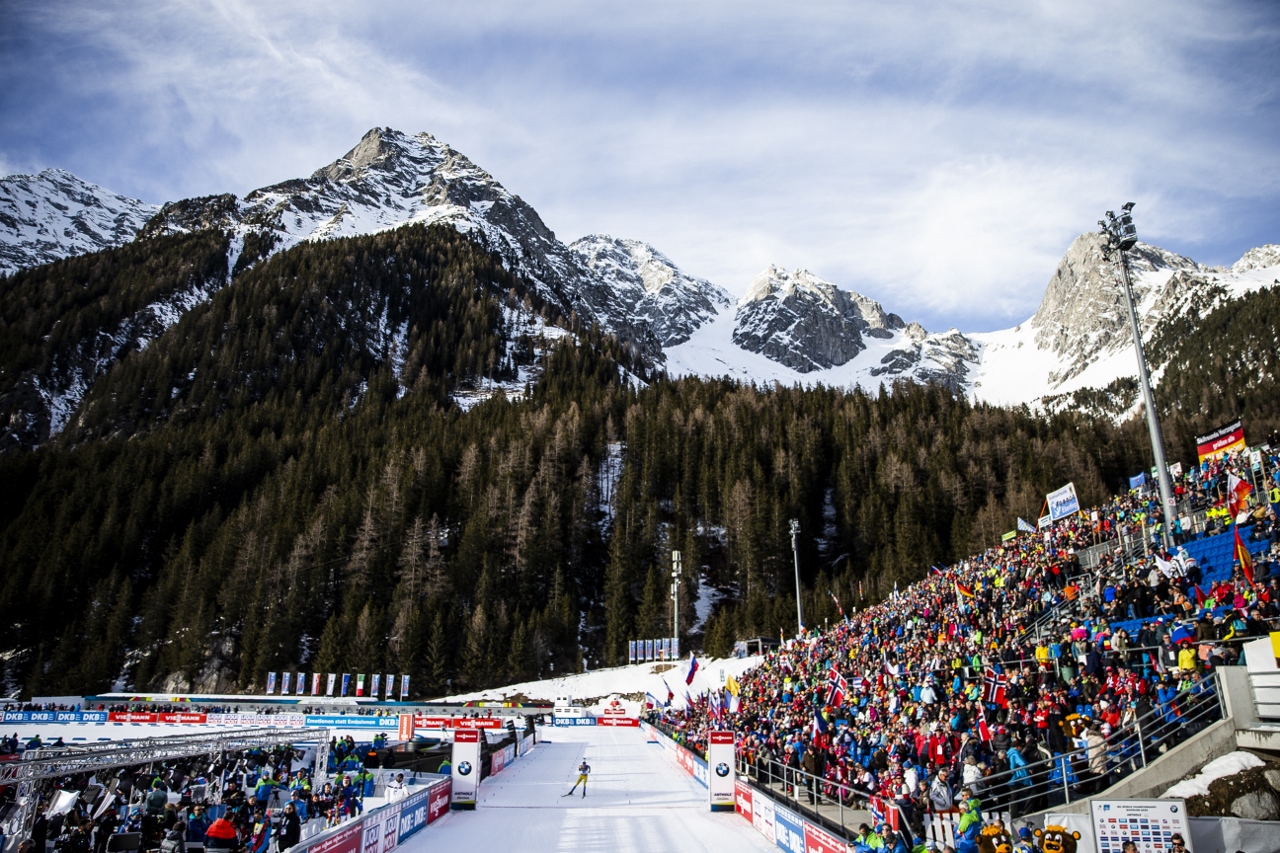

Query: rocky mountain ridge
left=2, top=128, right=1277, bottom=441
left=0, top=169, right=159, bottom=275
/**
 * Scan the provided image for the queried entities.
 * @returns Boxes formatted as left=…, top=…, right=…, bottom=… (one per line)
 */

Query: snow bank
left=1162, top=751, right=1265, bottom=799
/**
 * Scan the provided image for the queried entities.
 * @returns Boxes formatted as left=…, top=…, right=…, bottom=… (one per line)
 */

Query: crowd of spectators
left=651, top=447, right=1280, bottom=851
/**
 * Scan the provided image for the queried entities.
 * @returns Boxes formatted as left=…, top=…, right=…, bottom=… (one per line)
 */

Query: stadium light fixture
left=671, top=550, right=682, bottom=644
left=789, top=519, right=803, bottom=636
left=1098, top=202, right=1178, bottom=548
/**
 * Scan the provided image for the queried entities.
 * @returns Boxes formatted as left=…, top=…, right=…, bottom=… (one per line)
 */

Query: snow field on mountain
left=416, top=725, right=775, bottom=853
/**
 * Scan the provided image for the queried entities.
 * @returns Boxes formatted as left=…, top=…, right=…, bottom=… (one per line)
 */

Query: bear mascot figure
left=975, top=824, right=1014, bottom=853
left=1033, top=825, right=1081, bottom=853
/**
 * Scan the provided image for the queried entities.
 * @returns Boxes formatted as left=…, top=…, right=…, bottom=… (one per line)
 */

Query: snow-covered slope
left=972, top=237, right=1280, bottom=409
left=0, top=169, right=159, bottom=276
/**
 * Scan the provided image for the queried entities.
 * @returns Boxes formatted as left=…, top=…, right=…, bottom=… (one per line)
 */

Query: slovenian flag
left=645, top=691, right=661, bottom=710
left=684, top=653, right=700, bottom=685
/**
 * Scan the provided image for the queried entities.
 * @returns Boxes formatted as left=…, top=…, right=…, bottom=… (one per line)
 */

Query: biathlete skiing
left=563, top=760, right=591, bottom=797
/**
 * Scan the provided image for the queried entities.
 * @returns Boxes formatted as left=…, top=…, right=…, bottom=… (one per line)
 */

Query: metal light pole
left=671, top=550, right=682, bottom=643
left=1099, top=203, right=1178, bottom=548
left=789, top=519, right=803, bottom=635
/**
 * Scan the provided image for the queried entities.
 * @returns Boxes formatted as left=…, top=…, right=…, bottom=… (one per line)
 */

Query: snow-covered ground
left=444, top=656, right=762, bottom=713
left=417, top=725, right=774, bottom=853
left=1162, top=750, right=1265, bottom=799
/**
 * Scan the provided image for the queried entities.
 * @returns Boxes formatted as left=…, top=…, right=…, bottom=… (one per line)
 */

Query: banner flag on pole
left=266, top=672, right=277, bottom=694
left=385, top=674, right=394, bottom=700
left=341, top=673, right=350, bottom=696
left=356, top=674, right=365, bottom=697
left=312, top=673, right=321, bottom=695
left=370, top=673, right=380, bottom=699
left=400, top=674, right=410, bottom=700
left=281, top=672, right=291, bottom=695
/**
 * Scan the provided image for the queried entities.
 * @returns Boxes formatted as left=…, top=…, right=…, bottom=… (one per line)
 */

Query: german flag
left=955, top=582, right=976, bottom=599
left=1235, top=525, right=1256, bottom=587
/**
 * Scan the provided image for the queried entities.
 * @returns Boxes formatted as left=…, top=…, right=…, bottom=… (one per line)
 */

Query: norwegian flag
left=976, top=707, right=992, bottom=742
left=868, top=796, right=901, bottom=831
left=983, top=667, right=1008, bottom=708
left=825, top=670, right=849, bottom=707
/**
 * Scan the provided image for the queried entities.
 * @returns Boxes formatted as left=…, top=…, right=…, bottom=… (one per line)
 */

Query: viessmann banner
left=707, top=730, right=736, bottom=809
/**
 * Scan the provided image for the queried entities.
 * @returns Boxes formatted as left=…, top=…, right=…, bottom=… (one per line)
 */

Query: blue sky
left=1, top=1, right=1277, bottom=332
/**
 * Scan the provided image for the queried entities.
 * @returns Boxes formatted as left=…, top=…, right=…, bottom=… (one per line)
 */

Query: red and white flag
left=1228, top=473, right=1253, bottom=515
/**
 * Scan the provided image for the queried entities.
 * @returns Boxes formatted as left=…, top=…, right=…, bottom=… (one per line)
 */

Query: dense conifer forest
left=0, top=225, right=1276, bottom=698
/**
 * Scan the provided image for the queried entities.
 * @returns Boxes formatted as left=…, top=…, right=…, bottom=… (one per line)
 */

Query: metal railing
left=725, top=669, right=1225, bottom=844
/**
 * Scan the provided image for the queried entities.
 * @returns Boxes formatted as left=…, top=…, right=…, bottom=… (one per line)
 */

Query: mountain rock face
left=569, top=235, right=732, bottom=347
left=144, top=128, right=660, bottom=355
left=0, top=169, right=159, bottom=276
left=732, top=266, right=905, bottom=372
left=1028, top=233, right=1205, bottom=385
left=3, top=129, right=1276, bottom=432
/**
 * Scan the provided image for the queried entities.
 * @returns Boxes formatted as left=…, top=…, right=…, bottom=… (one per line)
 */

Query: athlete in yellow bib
left=564, top=760, right=591, bottom=798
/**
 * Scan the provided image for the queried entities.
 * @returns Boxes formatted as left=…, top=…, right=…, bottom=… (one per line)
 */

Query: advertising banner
left=310, top=822, right=362, bottom=853
left=326, top=674, right=336, bottom=696
left=490, top=749, right=505, bottom=776
left=398, top=714, right=414, bottom=741
left=341, top=674, right=351, bottom=697
left=451, top=730, right=481, bottom=806
left=772, top=804, right=806, bottom=853
left=4, top=711, right=107, bottom=723
left=303, top=715, right=398, bottom=729
left=707, top=730, right=736, bottom=809
left=400, top=675, right=410, bottom=700
left=397, top=787, right=431, bottom=844
left=629, top=640, right=636, bottom=664
left=553, top=716, right=597, bottom=727
left=663, top=638, right=671, bottom=660
left=1129, top=472, right=1147, bottom=490
left=804, top=823, right=845, bottom=853
left=1090, top=799, right=1189, bottom=853
left=645, top=639, right=653, bottom=661
left=453, top=718, right=503, bottom=729
left=384, top=674, right=394, bottom=701
left=266, top=672, right=277, bottom=694
left=734, top=780, right=753, bottom=822
left=426, top=780, right=450, bottom=824
left=595, top=717, right=638, bottom=727
left=752, top=792, right=776, bottom=842
left=673, top=637, right=679, bottom=658
left=313, top=673, right=322, bottom=695
left=371, top=674, right=380, bottom=699
left=107, top=712, right=157, bottom=723
left=1047, top=482, right=1081, bottom=520
left=1197, top=419, right=1246, bottom=462
left=281, top=672, right=291, bottom=695
left=361, top=803, right=399, bottom=853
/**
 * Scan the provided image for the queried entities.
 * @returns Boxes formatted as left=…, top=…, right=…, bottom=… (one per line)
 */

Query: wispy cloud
left=1, top=0, right=1276, bottom=331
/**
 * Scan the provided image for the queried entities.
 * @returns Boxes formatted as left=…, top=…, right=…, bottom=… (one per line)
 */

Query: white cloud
left=2, top=0, right=1276, bottom=332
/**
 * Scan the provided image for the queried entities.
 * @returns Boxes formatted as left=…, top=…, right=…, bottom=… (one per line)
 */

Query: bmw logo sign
left=1169, top=806, right=1178, bottom=813
left=458, top=761, right=472, bottom=776
left=715, top=763, right=730, bottom=777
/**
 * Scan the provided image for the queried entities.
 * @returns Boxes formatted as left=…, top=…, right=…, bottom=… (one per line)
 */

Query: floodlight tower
left=789, top=519, right=803, bottom=636
left=1098, top=203, right=1178, bottom=548
left=671, top=550, right=682, bottom=643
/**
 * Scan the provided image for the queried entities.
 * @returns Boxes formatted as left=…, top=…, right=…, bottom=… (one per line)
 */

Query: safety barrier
left=293, top=774, right=451, bottom=853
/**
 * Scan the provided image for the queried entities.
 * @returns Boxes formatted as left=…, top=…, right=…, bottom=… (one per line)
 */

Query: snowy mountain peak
left=569, top=234, right=731, bottom=347
left=0, top=168, right=160, bottom=276
left=1232, top=244, right=1280, bottom=273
